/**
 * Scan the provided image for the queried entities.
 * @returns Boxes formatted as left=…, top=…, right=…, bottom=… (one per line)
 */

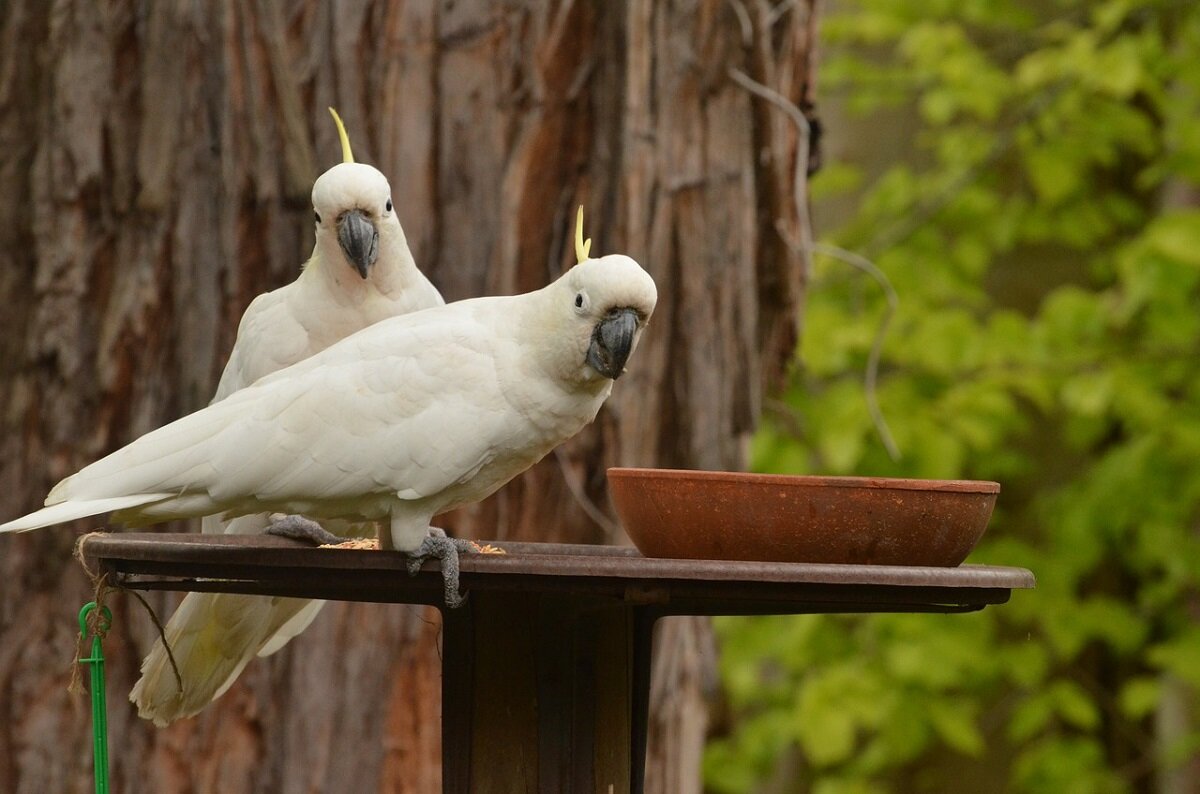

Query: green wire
left=79, top=602, right=111, bottom=794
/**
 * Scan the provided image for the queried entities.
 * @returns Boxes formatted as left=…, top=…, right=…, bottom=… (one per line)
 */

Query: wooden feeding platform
left=78, top=533, right=1035, bottom=793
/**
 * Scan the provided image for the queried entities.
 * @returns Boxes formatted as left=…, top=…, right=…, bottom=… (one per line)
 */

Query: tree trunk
left=0, top=1, right=814, bottom=791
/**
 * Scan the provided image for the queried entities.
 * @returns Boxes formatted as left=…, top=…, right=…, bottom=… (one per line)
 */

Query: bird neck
left=367, top=233, right=424, bottom=298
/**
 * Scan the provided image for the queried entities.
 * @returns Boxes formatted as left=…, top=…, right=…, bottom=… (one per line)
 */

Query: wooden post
left=441, top=591, right=639, bottom=793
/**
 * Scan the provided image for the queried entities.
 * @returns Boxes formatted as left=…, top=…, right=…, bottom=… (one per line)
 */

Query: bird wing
left=210, top=288, right=311, bottom=402
left=203, top=306, right=522, bottom=508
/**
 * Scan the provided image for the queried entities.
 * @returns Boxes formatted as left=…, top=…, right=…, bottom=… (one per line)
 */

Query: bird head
left=556, top=207, right=657, bottom=382
left=310, top=108, right=400, bottom=280
left=565, top=255, right=657, bottom=381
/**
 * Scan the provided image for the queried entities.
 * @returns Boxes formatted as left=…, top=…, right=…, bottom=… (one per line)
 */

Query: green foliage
left=708, top=1, right=1200, bottom=791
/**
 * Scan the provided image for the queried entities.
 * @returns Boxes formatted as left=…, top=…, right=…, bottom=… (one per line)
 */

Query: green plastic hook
left=79, top=602, right=112, bottom=794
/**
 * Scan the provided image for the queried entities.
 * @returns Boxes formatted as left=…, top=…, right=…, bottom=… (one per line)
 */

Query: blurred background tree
left=707, top=0, right=1200, bottom=792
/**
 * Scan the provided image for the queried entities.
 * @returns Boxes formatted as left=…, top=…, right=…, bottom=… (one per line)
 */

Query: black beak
left=337, top=209, right=379, bottom=279
left=586, top=307, right=640, bottom=380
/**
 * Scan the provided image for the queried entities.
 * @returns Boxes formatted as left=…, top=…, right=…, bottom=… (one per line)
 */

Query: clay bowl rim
left=606, top=467, right=1000, bottom=495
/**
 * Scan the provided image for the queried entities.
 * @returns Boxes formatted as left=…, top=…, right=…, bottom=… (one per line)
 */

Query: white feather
left=0, top=494, right=172, bottom=533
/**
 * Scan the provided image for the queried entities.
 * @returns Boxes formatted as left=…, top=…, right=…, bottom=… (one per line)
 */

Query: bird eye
left=314, top=211, right=322, bottom=224
left=574, top=292, right=589, bottom=312
left=385, top=198, right=393, bottom=213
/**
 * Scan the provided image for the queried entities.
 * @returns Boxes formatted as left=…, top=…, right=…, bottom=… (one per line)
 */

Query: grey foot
left=403, top=527, right=479, bottom=609
left=266, top=514, right=343, bottom=546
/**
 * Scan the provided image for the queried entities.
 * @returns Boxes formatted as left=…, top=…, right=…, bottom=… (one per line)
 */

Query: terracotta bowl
left=607, top=468, right=999, bottom=567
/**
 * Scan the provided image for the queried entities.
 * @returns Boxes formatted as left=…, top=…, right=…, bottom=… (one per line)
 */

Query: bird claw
left=403, top=553, right=425, bottom=577
left=403, top=527, right=479, bottom=608
left=265, top=514, right=344, bottom=546
left=270, top=518, right=475, bottom=607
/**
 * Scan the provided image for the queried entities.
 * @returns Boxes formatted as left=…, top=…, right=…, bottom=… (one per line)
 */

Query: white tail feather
left=0, top=494, right=171, bottom=533
left=256, top=599, right=327, bottom=657
left=131, top=591, right=318, bottom=726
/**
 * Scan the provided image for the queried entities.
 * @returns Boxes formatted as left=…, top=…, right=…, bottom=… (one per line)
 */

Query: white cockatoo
left=138, top=108, right=445, bottom=725
left=215, top=108, right=443, bottom=399
left=0, top=213, right=656, bottom=722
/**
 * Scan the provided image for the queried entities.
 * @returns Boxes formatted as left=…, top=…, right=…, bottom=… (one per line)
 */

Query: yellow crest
left=328, top=107, right=354, bottom=164
left=575, top=205, right=592, bottom=263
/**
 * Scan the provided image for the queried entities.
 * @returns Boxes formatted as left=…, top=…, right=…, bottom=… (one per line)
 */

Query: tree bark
left=0, top=1, right=814, bottom=791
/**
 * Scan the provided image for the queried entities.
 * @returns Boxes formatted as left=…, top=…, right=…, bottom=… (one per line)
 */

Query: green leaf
left=1118, top=677, right=1161, bottom=719
left=1149, top=630, right=1200, bottom=688
left=1022, top=144, right=1082, bottom=204
left=1092, top=37, right=1144, bottom=97
left=1050, top=680, right=1102, bottom=731
left=1009, top=692, right=1055, bottom=743
left=797, top=699, right=858, bottom=767
left=1060, top=370, right=1115, bottom=417
left=927, top=700, right=985, bottom=756
left=1143, top=210, right=1200, bottom=267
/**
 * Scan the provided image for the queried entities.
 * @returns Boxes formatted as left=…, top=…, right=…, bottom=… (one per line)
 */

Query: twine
left=70, top=532, right=183, bottom=697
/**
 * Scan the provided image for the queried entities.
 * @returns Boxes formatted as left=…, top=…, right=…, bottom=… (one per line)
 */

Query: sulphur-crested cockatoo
left=144, top=108, right=444, bottom=725
left=215, top=108, right=442, bottom=398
